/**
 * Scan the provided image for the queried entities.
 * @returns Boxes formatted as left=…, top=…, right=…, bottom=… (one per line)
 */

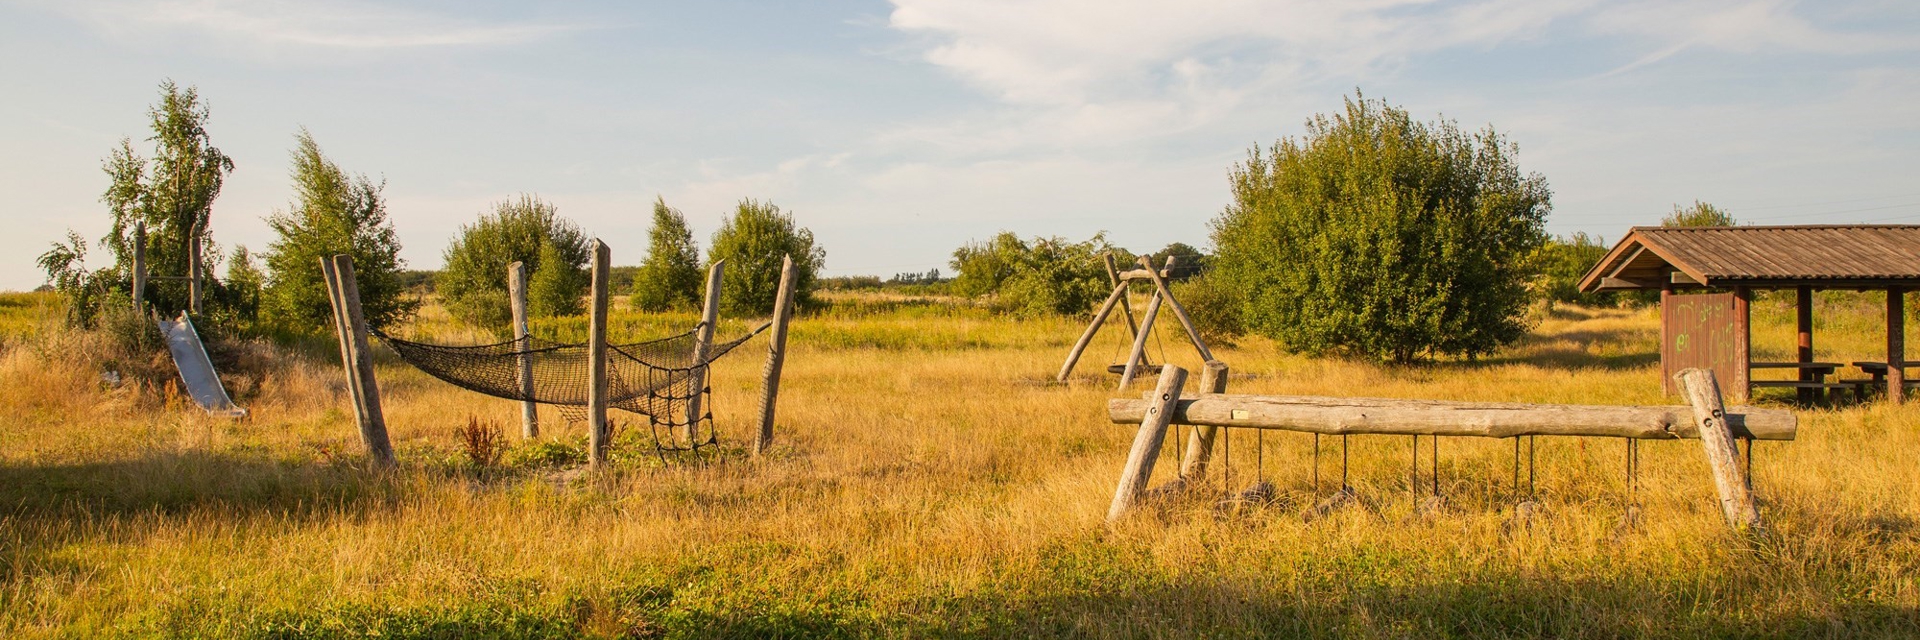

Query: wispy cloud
left=48, top=0, right=575, bottom=49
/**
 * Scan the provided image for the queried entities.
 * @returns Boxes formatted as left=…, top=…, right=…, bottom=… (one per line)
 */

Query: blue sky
left=3, top=0, right=1917, bottom=290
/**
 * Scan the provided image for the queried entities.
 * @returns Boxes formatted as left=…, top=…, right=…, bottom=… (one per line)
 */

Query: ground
left=0, top=289, right=1915, bottom=638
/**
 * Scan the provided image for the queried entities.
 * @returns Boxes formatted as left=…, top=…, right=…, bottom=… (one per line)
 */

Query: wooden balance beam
left=1108, top=394, right=1797, bottom=441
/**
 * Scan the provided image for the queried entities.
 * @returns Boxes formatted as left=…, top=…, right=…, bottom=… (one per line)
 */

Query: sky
left=2, top=0, right=1917, bottom=291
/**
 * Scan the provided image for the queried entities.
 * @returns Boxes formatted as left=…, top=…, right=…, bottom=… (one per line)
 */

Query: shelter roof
left=1577, top=225, right=1920, bottom=292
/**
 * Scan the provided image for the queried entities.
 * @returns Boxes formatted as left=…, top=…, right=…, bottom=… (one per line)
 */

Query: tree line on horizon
left=38, top=83, right=1743, bottom=364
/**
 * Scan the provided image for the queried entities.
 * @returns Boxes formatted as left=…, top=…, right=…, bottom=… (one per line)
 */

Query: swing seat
left=1105, top=363, right=1165, bottom=375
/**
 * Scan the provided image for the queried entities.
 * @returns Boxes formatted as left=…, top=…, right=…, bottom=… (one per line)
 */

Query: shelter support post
left=1733, top=286, right=1752, bottom=403
left=1108, top=364, right=1188, bottom=522
left=1178, top=360, right=1230, bottom=478
left=685, top=260, right=725, bottom=442
left=324, top=255, right=395, bottom=467
left=1891, top=286, right=1906, bottom=404
left=508, top=261, right=537, bottom=438
left=755, top=255, right=797, bottom=455
left=587, top=240, right=611, bottom=467
left=1675, top=368, right=1762, bottom=532
left=1797, top=286, right=1814, bottom=403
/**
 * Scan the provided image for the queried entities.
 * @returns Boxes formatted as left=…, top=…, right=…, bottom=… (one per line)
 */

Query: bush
left=261, top=130, right=413, bottom=333
left=1210, top=93, right=1551, bottom=363
left=706, top=200, right=825, bottom=316
left=949, top=232, right=1114, bottom=317
left=630, top=198, right=704, bottom=312
left=438, top=196, right=590, bottom=330
left=1170, top=273, right=1244, bottom=344
left=1533, top=232, right=1617, bottom=307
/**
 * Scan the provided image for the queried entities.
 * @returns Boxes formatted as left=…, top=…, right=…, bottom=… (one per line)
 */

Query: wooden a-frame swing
left=1056, top=254, right=1216, bottom=389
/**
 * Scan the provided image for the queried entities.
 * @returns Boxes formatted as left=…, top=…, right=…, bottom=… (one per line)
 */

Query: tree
left=41, top=81, right=236, bottom=325
left=706, top=199, right=825, bottom=315
left=630, top=197, right=704, bottom=312
left=439, top=196, right=590, bottom=329
left=949, top=232, right=1115, bottom=317
left=1662, top=200, right=1735, bottom=227
left=949, top=232, right=1027, bottom=297
left=261, top=130, right=413, bottom=332
left=528, top=239, right=589, bottom=317
left=1533, top=232, right=1615, bottom=306
left=1210, top=93, right=1551, bottom=363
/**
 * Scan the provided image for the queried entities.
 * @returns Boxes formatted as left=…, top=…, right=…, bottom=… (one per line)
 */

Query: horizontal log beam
left=1116, top=268, right=1173, bottom=281
left=1108, top=394, right=1796, bottom=441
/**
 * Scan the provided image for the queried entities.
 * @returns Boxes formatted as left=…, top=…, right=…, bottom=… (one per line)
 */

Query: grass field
left=1, top=289, right=1915, bottom=638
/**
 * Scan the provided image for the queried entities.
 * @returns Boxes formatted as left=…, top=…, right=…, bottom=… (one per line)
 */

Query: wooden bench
left=1750, top=380, right=1865, bottom=402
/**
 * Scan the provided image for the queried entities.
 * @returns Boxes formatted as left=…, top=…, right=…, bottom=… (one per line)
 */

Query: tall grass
left=0, top=292, right=1913, bottom=637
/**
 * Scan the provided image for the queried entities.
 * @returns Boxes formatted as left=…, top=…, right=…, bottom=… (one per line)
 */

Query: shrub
left=706, top=199, right=825, bottom=316
left=630, top=198, right=704, bottom=312
left=1533, top=232, right=1617, bottom=307
left=1210, top=93, right=1550, bottom=363
left=949, top=232, right=1114, bottom=317
left=438, top=196, right=590, bottom=330
left=1170, top=273, right=1244, bottom=344
left=261, top=130, right=413, bottom=333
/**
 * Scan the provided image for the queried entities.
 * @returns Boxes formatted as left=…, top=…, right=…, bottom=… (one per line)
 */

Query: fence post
left=685, top=259, right=725, bottom=443
left=507, top=261, right=537, bottom=438
left=587, top=240, right=611, bottom=467
left=1179, top=360, right=1231, bottom=477
left=328, top=255, right=395, bottom=467
left=131, top=222, right=146, bottom=313
left=188, top=230, right=203, bottom=316
left=754, top=255, right=797, bottom=455
left=1108, top=364, right=1188, bottom=522
left=1675, top=367, right=1761, bottom=532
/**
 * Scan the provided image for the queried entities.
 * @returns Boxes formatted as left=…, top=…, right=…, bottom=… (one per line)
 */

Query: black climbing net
left=373, top=322, right=769, bottom=451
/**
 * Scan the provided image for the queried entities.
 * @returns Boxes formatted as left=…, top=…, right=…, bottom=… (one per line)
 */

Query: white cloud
left=47, top=0, right=574, bottom=50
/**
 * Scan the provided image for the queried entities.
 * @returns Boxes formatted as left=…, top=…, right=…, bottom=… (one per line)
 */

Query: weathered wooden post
left=1675, top=367, right=1762, bottom=532
left=1889, top=286, right=1906, bottom=404
left=754, top=255, right=797, bottom=455
left=1117, top=262, right=1168, bottom=391
left=1108, top=364, right=1188, bottom=522
left=1056, top=281, right=1131, bottom=382
left=1178, top=360, right=1231, bottom=477
left=1138, top=255, right=1215, bottom=363
left=188, top=226, right=204, bottom=316
left=325, top=255, right=395, bottom=467
left=130, top=222, right=146, bottom=313
left=508, top=261, right=537, bottom=438
left=587, top=240, right=611, bottom=467
left=320, top=259, right=364, bottom=421
left=684, top=259, right=725, bottom=443
left=1104, top=253, right=1141, bottom=342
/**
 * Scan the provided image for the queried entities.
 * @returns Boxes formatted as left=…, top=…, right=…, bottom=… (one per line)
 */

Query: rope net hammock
left=372, top=322, right=769, bottom=446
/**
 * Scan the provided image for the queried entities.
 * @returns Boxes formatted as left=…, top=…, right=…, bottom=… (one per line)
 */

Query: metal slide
left=157, top=312, right=247, bottom=418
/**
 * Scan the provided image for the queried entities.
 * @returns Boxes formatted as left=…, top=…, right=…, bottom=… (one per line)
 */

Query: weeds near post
left=456, top=416, right=505, bottom=468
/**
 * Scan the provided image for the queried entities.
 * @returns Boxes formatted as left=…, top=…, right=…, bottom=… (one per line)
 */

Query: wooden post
left=1107, top=364, right=1188, bottom=522
left=1796, top=285, right=1814, bottom=403
left=1675, top=368, right=1762, bottom=532
left=328, top=255, right=395, bottom=467
left=1105, top=253, right=1141, bottom=343
left=508, top=261, right=537, bottom=438
left=1138, top=255, right=1215, bottom=363
left=187, top=231, right=203, bottom=316
left=1056, top=282, right=1131, bottom=382
left=1659, top=281, right=1673, bottom=395
left=1732, top=286, right=1752, bottom=403
left=320, top=259, right=366, bottom=429
left=587, top=240, right=611, bottom=467
left=1178, top=360, right=1231, bottom=477
left=755, top=255, right=797, bottom=455
left=1117, top=289, right=1164, bottom=390
left=130, top=222, right=146, bottom=313
left=685, top=259, right=726, bottom=443
left=1890, top=286, right=1906, bottom=404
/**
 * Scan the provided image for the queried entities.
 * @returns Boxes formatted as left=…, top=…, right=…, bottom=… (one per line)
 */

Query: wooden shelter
left=1578, top=225, right=1920, bottom=403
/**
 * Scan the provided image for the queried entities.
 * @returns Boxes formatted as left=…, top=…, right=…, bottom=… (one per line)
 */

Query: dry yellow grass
left=0, top=292, right=1915, bottom=637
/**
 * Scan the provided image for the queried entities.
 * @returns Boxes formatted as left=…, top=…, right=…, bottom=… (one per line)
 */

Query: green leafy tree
left=528, top=240, right=589, bottom=317
left=1662, top=200, right=1735, bottom=227
left=41, top=81, right=236, bottom=325
left=1533, top=232, right=1615, bottom=306
left=949, top=232, right=1115, bottom=317
left=948, top=232, right=1028, bottom=297
left=261, top=130, right=413, bottom=332
left=706, top=200, right=825, bottom=315
left=439, top=196, right=590, bottom=329
left=630, top=197, right=704, bottom=312
left=218, top=245, right=265, bottom=330
left=1210, top=93, right=1551, bottom=363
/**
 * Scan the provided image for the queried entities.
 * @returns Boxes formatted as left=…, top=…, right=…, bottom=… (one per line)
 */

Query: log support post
left=1106, top=253, right=1141, bottom=343
left=685, top=260, right=725, bottom=443
left=1675, top=368, right=1762, bottom=532
left=1138, top=255, right=1215, bottom=363
left=1890, top=286, right=1906, bottom=405
left=755, top=255, right=797, bottom=455
left=323, top=255, right=394, bottom=467
left=1118, top=280, right=1166, bottom=390
left=1057, top=281, right=1130, bottom=382
left=587, top=240, right=611, bottom=467
left=1178, top=360, right=1230, bottom=478
left=508, top=261, right=537, bottom=438
left=1108, top=364, right=1188, bottom=522
left=131, top=222, right=147, bottom=313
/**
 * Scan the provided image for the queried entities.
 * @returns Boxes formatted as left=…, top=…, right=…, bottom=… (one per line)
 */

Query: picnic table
left=1749, top=361, right=1847, bottom=402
